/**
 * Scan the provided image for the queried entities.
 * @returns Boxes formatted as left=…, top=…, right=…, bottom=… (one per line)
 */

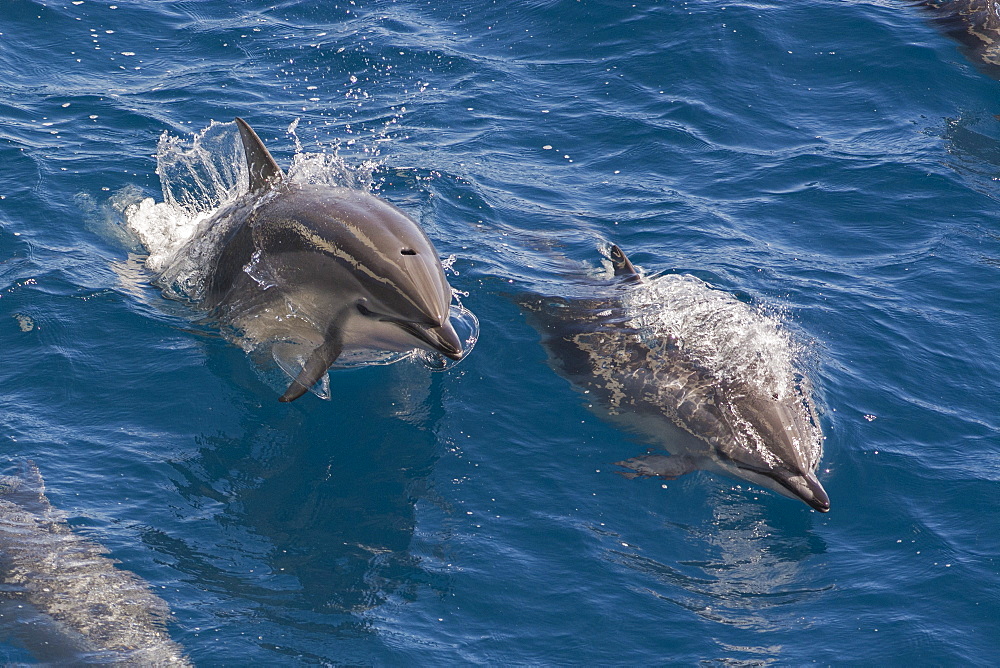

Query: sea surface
left=1, top=0, right=999, bottom=664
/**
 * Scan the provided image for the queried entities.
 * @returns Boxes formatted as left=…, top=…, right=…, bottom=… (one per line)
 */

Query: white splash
left=623, top=273, right=803, bottom=401
left=125, top=121, right=247, bottom=274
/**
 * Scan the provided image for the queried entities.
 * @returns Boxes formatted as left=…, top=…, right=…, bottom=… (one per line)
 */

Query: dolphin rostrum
left=0, top=462, right=190, bottom=665
left=519, top=245, right=829, bottom=512
left=154, top=118, right=466, bottom=401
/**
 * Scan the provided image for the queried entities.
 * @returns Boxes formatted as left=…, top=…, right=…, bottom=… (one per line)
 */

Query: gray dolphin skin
left=519, top=246, right=830, bottom=512
left=919, top=0, right=1000, bottom=71
left=160, top=118, right=464, bottom=402
left=0, top=462, right=190, bottom=665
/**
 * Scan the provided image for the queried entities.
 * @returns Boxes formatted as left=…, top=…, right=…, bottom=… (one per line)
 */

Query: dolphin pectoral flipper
left=279, top=334, right=344, bottom=403
left=235, top=117, right=284, bottom=192
left=614, top=453, right=699, bottom=480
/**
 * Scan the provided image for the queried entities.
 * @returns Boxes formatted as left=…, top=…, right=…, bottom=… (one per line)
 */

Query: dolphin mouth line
left=356, top=301, right=464, bottom=360
left=392, top=319, right=464, bottom=360
left=733, top=464, right=831, bottom=513
left=765, top=470, right=830, bottom=513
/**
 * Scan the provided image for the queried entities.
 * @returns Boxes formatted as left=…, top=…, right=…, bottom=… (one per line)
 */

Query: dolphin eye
left=356, top=301, right=374, bottom=316
left=400, top=248, right=416, bottom=256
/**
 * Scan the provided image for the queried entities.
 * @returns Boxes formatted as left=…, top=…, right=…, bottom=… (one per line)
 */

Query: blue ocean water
left=1, top=0, right=999, bottom=663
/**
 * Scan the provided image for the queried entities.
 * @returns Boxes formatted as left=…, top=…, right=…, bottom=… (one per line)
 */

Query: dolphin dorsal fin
left=235, top=117, right=284, bottom=192
left=608, top=244, right=641, bottom=282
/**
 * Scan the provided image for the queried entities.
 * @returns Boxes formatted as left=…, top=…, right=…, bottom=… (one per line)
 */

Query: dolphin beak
left=425, top=318, right=464, bottom=360
left=395, top=317, right=464, bottom=360
left=781, top=470, right=830, bottom=513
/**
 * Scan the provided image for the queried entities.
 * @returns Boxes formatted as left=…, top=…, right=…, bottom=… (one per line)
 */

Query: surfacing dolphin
left=155, top=118, right=467, bottom=401
left=519, top=245, right=830, bottom=512
left=0, top=462, right=190, bottom=665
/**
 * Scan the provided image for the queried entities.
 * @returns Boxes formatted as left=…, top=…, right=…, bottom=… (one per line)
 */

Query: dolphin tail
left=235, top=118, right=284, bottom=192
left=608, top=244, right=641, bottom=282
left=279, top=335, right=344, bottom=403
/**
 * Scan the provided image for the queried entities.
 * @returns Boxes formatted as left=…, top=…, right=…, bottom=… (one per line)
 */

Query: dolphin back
left=920, top=0, right=1000, bottom=71
left=0, top=462, right=191, bottom=665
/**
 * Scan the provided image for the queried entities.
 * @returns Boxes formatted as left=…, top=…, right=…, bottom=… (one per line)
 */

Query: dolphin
left=155, top=118, right=465, bottom=401
left=0, top=462, right=190, bottom=665
left=519, top=245, right=829, bottom=512
left=918, top=0, right=1000, bottom=72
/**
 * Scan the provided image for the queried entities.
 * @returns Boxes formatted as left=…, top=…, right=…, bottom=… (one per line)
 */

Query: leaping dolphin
left=155, top=118, right=466, bottom=402
left=519, top=245, right=830, bottom=512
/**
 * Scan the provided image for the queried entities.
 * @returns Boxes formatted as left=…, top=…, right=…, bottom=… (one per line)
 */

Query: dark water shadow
left=146, top=345, right=449, bottom=643
left=939, top=113, right=1000, bottom=266
left=942, top=113, right=1000, bottom=193
left=602, top=494, right=828, bottom=664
